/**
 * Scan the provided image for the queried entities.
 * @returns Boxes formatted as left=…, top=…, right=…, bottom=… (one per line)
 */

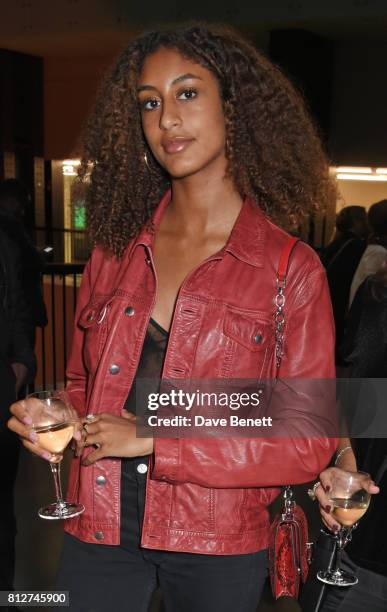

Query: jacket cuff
left=66, top=386, right=87, bottom=417
left=152, top=437, right=180, bottom=482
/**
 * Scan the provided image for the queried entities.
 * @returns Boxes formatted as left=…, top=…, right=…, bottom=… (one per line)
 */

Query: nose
left=159, top=99, right=181, bottom=131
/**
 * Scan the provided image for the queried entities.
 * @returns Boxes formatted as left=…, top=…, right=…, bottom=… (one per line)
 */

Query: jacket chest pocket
left=223, top=310, right=275, bottom=379
left=78, top=295, right=115, bottom=374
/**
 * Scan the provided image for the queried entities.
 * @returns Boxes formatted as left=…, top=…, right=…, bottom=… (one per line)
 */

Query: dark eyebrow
left=137, top=73, right=203, bottom=93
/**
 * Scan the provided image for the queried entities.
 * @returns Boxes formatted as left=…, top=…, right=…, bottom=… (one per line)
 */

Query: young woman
left=8, top=24, right=337, bottom=612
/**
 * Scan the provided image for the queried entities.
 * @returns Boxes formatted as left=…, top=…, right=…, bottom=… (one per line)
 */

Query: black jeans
left=56, top=457, right=268, bottom=612
left=56, top=534, right=267, bottom=612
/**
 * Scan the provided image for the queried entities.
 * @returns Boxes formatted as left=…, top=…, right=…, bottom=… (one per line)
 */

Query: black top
left=346, top=437, right=387, bottom=576
left=123, top=317, right=168, bottom=415
left=0, top=213, right=47, bottom=329
left=340, top=279, right=387, bottom=576
left=120, top=318, right=169, bottom=549
left=0, top=229, right=35, bottom=421
left=340, top=277, right=387, bottom=377
left=321, top=232, right=367, bottom=364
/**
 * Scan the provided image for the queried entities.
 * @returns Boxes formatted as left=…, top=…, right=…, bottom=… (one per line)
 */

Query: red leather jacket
left=64, top=191, right=337, bottom=554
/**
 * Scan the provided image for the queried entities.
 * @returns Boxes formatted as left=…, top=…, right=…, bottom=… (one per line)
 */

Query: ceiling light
left=335, top=167, right=372, bottom=174
left=337, top=173, right=387, bottom=182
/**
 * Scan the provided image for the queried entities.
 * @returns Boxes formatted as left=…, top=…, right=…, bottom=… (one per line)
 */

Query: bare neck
left=164, top=174, right=243, bottom=238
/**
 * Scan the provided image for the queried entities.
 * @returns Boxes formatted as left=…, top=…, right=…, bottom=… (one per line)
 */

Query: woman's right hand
left=315, top=466, right=380, bottom=532
left=7, top=399, right=83, bottom=463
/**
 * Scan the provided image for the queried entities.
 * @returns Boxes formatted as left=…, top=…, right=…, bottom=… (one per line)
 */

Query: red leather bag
left=268, top=487, right=309, bottom=599
left=268, top=237, right=310, bottom=599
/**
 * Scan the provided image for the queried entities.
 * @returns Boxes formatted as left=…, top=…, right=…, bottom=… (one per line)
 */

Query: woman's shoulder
left=88, top=241, right=134, bottom=268
left=85, top=241, right=135, bottom=291
left=264, top=215, right=323, bottom=277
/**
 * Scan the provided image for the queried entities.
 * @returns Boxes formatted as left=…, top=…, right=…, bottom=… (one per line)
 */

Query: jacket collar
left=224, top=196, right=266, bottom=268
left=127, top=190, right=171, bottom=255
left=128, top=190, right=267, bottom=268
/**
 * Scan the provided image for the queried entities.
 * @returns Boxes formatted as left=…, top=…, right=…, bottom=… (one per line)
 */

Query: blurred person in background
left=321, top=205, right=368, bottom=365
left=0, top=228, right=35, bottom=595
left=0, top=179, right=47, bottom=348
left=313, top=262, right=387, bottom=611
left=349, top=199, right=387, bottom=307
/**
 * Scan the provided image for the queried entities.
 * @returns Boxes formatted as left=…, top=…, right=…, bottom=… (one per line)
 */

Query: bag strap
left=275, top=236, right=300, bottom=370
left=275, top=237, right=301, bottom=516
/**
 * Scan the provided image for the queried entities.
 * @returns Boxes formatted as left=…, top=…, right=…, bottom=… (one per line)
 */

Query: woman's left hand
left=80, top=410, right=153, bottom=465
left=316, top=466, right=380, bottom=532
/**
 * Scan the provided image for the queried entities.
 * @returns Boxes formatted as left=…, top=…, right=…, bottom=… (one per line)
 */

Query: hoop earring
left=143, top=152, right=151, bottom=171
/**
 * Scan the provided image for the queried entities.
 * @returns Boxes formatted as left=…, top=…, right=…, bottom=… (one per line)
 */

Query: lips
left=161, top=138, right=195, bottom=154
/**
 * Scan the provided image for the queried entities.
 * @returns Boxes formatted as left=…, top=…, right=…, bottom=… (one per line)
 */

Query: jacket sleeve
left=65, top=259, right=92, bottom=417
left=152, top=262, right=338, bottom=488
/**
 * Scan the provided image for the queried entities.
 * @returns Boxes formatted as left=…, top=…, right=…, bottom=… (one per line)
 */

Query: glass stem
left=334, top=527, right=351, bottom=573
left=49, top=461, right=64, bottom=506
left=334, top=538, right=343, bottom=573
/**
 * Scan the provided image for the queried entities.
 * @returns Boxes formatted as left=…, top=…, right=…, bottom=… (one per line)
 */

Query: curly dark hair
left=79, top=22, right=336, bottom=257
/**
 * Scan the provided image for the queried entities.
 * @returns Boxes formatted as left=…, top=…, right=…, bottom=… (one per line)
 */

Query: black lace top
left=123, top=318, right=169, bottom=415
left=120, top=318, right=169, bottom=550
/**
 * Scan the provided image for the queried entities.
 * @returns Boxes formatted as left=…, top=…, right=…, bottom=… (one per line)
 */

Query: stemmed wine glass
left=317, top=470, right=371, bottom=586
left=26, top=390, right=85, bottom=520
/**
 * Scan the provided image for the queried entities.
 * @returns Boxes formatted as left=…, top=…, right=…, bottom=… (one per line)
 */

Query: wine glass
left=317, top=470, right=371, bottom=586
left=26, top=390, right=85, bottom=520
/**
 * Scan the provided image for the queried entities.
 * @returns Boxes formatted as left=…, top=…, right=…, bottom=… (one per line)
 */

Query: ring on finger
left=307, top=481, right=321, bottom=501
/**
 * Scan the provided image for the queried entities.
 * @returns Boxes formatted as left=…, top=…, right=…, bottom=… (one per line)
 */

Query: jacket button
left=254, top=334, right=263, bottom=344
left=96, top=475, right=106, bottom=485
left=94, top=531, right=104, bottom=540
left=124, top=306, right=135, bottom=316
left=109, top=364, right=120, bottom=375
left=136, top=463, right=148, bottom=474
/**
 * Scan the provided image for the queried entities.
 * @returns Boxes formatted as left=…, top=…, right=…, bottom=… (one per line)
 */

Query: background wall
left=1, top=0, right=387, bottom=163
left=44, top=55, right=118, bottom=159
left=337, top=179, right=387, bottom=209
left=329, top=40, right=387, bottom=165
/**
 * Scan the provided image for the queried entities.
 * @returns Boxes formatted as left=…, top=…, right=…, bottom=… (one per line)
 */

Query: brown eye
left=177, top=88, right=198, bottom=100
left=140, top=98, right=161, bottom=111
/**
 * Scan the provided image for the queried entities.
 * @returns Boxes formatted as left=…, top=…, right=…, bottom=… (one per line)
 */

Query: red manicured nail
left=325, top=505, right=331, bottom=513
left=23, top=416, right=33, bottom=425
left=325, top=485, right=331, bottom=492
